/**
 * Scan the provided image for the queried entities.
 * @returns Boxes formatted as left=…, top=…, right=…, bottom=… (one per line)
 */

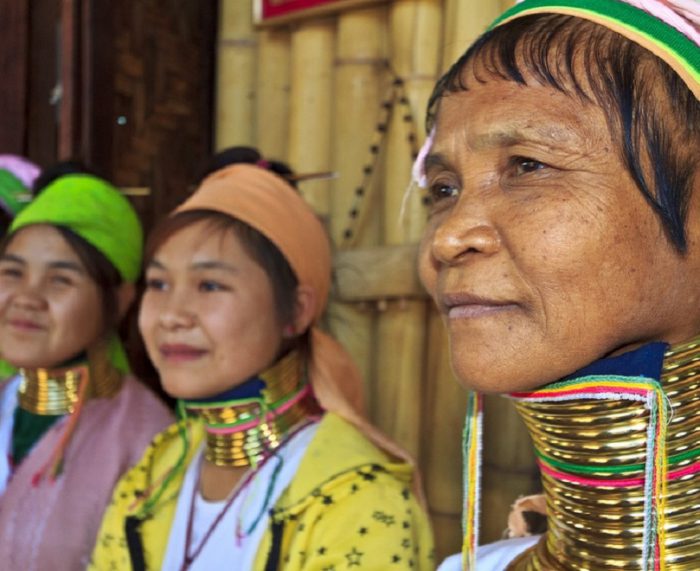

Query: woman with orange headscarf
left=89, top=153, right=434, bottom=570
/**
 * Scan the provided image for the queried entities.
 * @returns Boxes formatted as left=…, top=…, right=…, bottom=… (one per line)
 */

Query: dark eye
left=50, top=274, right=73, bottom=286
left=198, top=280, right=226, bottom=293
left=428, top=182, right=459, bottom=204
left=511, top=156, right=547, bottom=176
left=0, top=267, right=22, bottom=279
left=145, top=278, right=167, bottom=291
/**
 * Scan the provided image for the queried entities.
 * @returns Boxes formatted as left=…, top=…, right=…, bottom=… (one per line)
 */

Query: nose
left=157, top=289, right=196, bottom=331
left=430, top=198, right=501, bottom=265
left=9, top=281, right=47, bottom=312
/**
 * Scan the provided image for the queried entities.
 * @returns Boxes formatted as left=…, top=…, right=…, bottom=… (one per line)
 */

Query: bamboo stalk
left=288, top=18, right=334, bottom=216
left=327, top=6, right=386, bottom=390
left=441, top=0, right=503, bottom=71
left=422, top=307, right=468, bottom=562
left=216, top=0, right=256, bottom=149
left=373, top=0, right=441, bottom=461
left=481, top=394, right=540, bottom=542
left=255, top=28, right=291, bottom=159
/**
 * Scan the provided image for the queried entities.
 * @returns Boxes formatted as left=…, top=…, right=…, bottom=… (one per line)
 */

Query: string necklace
left=180, top=420, right=313, bottom=570
left=179, top=350, right=320, bottom=569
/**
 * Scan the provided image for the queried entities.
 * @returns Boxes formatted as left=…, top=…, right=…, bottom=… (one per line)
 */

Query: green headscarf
left=0, top=169, right=31, bottom=218
left=7, top=174, right=144, bottom=372
left=10, top=174, right=143, bottom=282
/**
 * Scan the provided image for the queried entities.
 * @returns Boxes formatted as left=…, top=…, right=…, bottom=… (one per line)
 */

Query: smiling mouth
left=159, top=345, right=208, bottom=362
left=7, top=319, right=44, bottom=331
left=446, top=303, right=517, bottom=319
left=440, top=293, right=519, bottom=319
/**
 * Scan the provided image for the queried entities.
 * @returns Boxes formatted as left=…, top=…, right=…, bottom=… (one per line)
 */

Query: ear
left=288, top=284, right=317, bottom=336
left=115, top=282, right=136, bottom=321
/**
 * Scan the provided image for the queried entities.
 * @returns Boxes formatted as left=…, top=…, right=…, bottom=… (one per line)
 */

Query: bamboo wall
left=215, top=0, right=539, bottom=562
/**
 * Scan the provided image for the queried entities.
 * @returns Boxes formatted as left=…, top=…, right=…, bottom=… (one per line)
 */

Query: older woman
left=0, top=174, right=173, bottom=570
left=415, top=0, right=699, bottom=569
left=90, top=159, right=434, bottom=570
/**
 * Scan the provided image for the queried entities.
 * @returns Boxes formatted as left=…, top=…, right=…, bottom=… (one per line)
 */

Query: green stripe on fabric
left=490, top=0, right=699, bottom=79
left=536, top=445, right=700, bottom=475
left=0, top=170, right=29, bottom=217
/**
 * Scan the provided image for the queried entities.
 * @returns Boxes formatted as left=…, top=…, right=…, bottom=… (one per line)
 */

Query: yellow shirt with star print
left=88, top=412, right=435, bottom=570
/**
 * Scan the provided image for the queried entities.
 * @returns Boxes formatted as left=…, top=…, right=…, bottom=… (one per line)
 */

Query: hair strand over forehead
left=427, top=13, right=700, bottom=252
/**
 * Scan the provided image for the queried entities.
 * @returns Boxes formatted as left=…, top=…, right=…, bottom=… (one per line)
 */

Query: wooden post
left=255, top=28, right=291, bottom=159
left=481, top=395, right=540, bottom=542
left=423, top=308, right=469, bottom=562
left=441, top=0, right=503, bottom=70
left=0, top=1, right=28, bottom=153
left=288, top=18, right=334, bottom=216
left=216, top=0, right=256, bottom=149
left=373, top=0, right=441, bottom=458
left=327, top=6, right=386, bottom=389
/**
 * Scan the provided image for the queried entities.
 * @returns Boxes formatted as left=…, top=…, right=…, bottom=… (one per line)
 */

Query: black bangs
left=427, top=13, right=700, bottom=252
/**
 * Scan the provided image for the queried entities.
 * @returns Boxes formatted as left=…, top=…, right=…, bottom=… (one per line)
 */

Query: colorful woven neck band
left=503, top=336, right=700, bottom=571
left=181, top=350, right=321, bottom=468
left=491, top=0, right=700, bottom=99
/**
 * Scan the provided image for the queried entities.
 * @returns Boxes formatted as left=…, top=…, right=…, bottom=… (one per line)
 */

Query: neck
left=509, top=335, right=700, bottom=570
left=181, top=349, right=321, bottom=468
left=18, top=348, right=122, bottom=416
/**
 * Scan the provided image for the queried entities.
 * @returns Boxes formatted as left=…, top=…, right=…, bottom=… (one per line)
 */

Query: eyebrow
left=0, top=254, right=85, bottom=274
left=148, top=259, right=239, bottom=273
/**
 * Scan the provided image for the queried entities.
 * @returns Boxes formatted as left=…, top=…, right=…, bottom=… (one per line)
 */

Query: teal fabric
left=11, top=408, right=62, bottom=465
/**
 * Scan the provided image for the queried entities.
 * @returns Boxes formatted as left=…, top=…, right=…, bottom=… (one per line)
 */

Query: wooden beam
left=0, top=0, right=29, bottom=153
left=332, top=243, right=428, bottom=301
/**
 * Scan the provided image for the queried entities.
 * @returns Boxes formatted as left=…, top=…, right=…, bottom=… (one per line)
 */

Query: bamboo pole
left=423, top=309, right=469, bottom=561
left=481, top=395, right=540, bottom=542
left=288, top=19, right=334, bottom=217
left=255, top=28, right=291, bottom=159
left=373, top=0, right=441, bottom=457
left=441, top=0, right=503, bottom=71
left=327, top=6, right=386, bottom=392
left=216, top=0, right=257, bottom=149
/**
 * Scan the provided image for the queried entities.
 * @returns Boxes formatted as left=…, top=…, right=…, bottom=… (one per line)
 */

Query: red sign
left=255, top=0, right=386, bottom=24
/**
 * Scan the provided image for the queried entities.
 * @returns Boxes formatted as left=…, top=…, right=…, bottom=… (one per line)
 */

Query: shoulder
left=289, top=413, right=413, bottom=497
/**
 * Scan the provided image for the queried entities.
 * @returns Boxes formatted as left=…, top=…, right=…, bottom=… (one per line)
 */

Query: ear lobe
left=292, top=284, right=317, bottom=335
left=116, top=282, right=136, bottom=321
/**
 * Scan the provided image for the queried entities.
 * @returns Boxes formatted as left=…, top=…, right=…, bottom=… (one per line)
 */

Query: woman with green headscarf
left=0, top=173, right=173, bottom=570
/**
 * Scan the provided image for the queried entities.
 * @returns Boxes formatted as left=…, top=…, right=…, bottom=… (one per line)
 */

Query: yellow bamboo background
left=215, top=0, right=539, bottom=562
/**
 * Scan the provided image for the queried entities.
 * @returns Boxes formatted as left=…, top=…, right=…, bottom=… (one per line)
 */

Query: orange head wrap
left=175, top=164, right=418, bottom=473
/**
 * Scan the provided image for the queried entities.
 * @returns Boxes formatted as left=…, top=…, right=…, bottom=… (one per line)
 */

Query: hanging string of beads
left=339, top=64, right=428, bottom=250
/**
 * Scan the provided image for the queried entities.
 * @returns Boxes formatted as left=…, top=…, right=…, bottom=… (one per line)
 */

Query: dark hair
left=196, top=146, right=297, bottom=188
left=0, top=210, right=13, bottom=236
left=32, top=159, right=102, bottom=196
left=427, top=14, right=700, bottom=253
left=146, top=210, right=305, bottom=348
left=53, top=227, right=123, bottom=332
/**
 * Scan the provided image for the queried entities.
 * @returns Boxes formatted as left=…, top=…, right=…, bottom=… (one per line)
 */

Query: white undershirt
left=161, top=421, right=319, bottom=571
left=437, top=536, right=541, bottom=571
left=0, top=376, right=20, bottom=495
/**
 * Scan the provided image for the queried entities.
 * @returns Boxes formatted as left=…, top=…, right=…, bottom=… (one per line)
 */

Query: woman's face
left=140, top=219, right=284, bottom=399
left=0, top=225, right=104, bottom=369
left=418, top=72, right=700, bottom=393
